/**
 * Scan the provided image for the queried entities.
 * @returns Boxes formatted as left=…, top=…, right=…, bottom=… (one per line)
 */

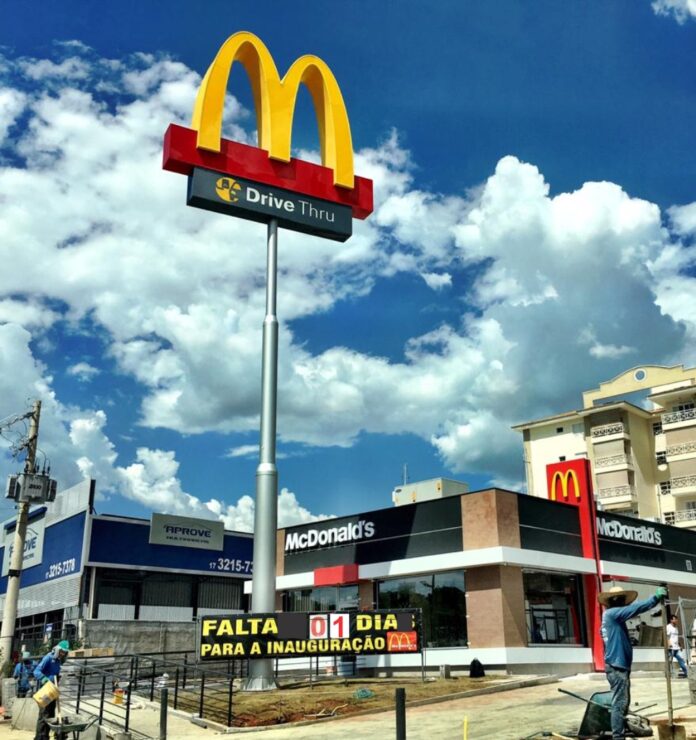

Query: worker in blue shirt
left=33, top=640, right=70, bottom=740
left=599, top=585, right=667, bottom=740
left=13, top=652, right=35, bottom=697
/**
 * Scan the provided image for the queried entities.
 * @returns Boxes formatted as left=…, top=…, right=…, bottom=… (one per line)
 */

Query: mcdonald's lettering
left=387, top=631, right=419, bottom=653
left=163, top=32, right=373, bottom=223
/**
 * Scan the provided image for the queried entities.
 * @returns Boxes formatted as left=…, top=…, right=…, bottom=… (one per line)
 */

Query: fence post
left=76, top=665, right=83, bottom=713
left=159, top=687, right=168, bottom=740
left=174, top=667, right=179, bottom=710
left=99, top=675, right=107, bottom=725
left=182, top=654, right=187, bottom=689
left=125, top=671, right=132, bottom=734
left=227, top=677, right=233, bottom=728
left=133, top=655, right=139, bottom=691
left=198, top=672, right=206, bottom=719
left=150, top=666, right=156, bottom=702
left=395, top=687, right=406, bottom=740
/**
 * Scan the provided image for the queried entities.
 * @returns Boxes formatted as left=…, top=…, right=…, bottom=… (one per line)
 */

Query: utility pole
left=0, top=399, right=41, bottom=674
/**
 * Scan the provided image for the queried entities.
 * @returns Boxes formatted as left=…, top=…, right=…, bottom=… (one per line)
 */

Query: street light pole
left=0, top=399, right=41, bottom=674
left=245, top=219, right=279, bottom=690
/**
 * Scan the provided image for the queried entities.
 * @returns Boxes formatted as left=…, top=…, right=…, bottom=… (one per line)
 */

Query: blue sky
left=1, top=0, right=696, bottom=529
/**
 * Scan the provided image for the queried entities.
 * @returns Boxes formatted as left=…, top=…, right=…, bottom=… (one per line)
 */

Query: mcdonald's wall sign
left=163, top=32, right=373, bottom=241
left=546, top=459, right=591, bottom=506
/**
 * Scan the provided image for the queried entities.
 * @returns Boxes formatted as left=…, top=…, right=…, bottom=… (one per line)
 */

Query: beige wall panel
left=276, top=530, right=285, bottom=577
left=594, top=439, right=626, bottom=456
left=666, top=428, right=696, bottom=444
left=595, top=470, right=630, bottom=487
left=465, top=566, right=503, bottom=648
left=670, top=459, right=696, bottom=477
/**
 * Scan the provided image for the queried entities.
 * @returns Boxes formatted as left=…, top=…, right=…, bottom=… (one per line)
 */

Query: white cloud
left=67, top=362, right=100, bottom=381
left=421, top=272, right=452, bottom=290
left=0, top=89, right=26, bottom=142
left=652, top=0, right=696, bottom=23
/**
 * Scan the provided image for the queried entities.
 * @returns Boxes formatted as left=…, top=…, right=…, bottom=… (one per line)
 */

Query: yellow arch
left=550, top=470, right=580, bottom=501
left=191, top=32, right=354, bottom=188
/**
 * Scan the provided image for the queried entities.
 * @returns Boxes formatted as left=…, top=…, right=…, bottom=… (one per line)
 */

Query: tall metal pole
left=245, top=219, right=279, bottom=690
left=0, top=399, right=41, bottom=673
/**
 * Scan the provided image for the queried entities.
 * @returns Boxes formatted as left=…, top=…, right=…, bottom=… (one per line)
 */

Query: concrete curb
left=188, top=675, right=560, bottom=734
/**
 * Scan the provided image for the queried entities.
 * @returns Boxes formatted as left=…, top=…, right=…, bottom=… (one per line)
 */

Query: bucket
left=33, top=680, right=59, bottom=708
left=113, top=688, right=125, bottom=705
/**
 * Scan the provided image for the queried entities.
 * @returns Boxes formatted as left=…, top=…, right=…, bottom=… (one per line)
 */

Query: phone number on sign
left=209, top=558, right=252, bottom=574
left=45, top=558, right=77, bottom=579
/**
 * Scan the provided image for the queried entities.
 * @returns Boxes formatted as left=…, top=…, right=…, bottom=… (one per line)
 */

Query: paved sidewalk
left=0, top=673, right=693, bottom=739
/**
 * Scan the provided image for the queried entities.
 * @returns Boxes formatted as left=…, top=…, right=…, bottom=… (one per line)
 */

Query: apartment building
left=513, top=365, right=696, bottom=529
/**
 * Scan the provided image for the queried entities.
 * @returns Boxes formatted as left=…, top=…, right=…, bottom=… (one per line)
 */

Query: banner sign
left=149, top=513, right=224, bottom=551
left=2, top=516, right=45, bottom=576
left=199, top=609, right=422, bottom=660
left=188, top=169, right=353, bottom=242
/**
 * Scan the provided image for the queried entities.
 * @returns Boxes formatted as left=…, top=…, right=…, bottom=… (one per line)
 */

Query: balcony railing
left=671, top=475, right=696, bottom=490
left=666, top=440, right=696, bottom=457
left=595, top=453, right=631, bottom=468
left=662, top=408, right=696, bottom=425
left=596, top=484, right=635, bottom=499
left=591, top=422, right=625, bottom=439
left=675, top=509, right=696, bottom=523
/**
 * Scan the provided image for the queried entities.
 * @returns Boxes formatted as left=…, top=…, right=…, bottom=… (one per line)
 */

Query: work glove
left=39, top=677, right=49, bottom=686
left=656, top=586, right=668, bottom=601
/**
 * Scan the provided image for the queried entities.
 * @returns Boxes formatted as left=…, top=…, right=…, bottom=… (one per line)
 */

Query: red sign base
left=163, top=124, right=373, bottom=220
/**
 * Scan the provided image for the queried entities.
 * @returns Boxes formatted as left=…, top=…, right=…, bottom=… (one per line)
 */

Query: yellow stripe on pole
left=463, top=715, right=468, bottom=740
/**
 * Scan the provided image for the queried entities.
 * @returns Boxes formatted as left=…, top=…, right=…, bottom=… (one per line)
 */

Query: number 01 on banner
left=309, top=613, right=350, bottom=639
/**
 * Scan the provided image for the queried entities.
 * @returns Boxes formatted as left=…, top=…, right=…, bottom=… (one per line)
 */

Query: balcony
left=590, top=422, right=628, bottom=443
left=670, top=475, right=696, bottom=497
left=594, top=453, right=633, bottom=471
left=665, top=440, right=696, bottom=462
left=666, top=509, right=696, bottom=529
left=662, top=408, right=696, bottom=429
left=595, top=484, right=637, bottom=510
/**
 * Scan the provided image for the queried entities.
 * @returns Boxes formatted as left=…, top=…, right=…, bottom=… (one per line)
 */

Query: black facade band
left=7, top=569, right=21, bottom=578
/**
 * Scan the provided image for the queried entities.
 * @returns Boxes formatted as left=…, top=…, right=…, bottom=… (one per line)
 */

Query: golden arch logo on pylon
left=545, top=459, right=591, bottom=507
left=549, top=469, right=580, bottom=502
left=387, top=631, right=418, bottom=653
left=192, top=32, right=353, bottom=188
left=163, top=32, right=373, bottom=221
left=215, top=177, right=242, bottom=203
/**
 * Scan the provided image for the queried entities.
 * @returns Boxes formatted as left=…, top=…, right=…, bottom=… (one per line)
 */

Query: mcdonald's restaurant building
left=246, top=467, right=696, bottom=675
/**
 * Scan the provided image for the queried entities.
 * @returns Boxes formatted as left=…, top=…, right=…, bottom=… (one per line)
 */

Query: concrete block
left=11, top=697, right=39, bottom=731
left=1, top=677, right=16, bottom=710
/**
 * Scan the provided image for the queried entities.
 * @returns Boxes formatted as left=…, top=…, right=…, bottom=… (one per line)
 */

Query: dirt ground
left=175, top=676, right=498, bottom=726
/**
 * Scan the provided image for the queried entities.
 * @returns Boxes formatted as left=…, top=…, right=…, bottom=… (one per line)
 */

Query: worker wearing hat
left=33, top=640, right=70, bottom=740
left=599, top=585, right=667, bottom=739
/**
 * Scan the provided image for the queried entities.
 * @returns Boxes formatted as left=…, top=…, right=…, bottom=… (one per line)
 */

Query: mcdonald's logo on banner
left=386, top=631, right=419, bottom=653
left=163, top=32, right=373, bottom=227
left=545, top=459, right=592, bottom=507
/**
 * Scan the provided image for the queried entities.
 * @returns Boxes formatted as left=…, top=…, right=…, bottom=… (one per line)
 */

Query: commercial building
left=513, top=365, right=696, bottom=529
left=248, top=474, right=696, bottom=675
left=0, top=480, right=253, bottom=653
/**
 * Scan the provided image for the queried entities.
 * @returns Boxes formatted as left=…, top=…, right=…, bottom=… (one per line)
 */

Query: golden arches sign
left=192, top=32, right=354, bottom=189
left=549, top=470, right=581, bottom=502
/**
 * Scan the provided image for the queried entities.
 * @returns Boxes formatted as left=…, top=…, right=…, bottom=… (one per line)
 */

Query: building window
left=559, top=456, right=566, bottom=462
left=673, top=402, right=695, bottom=412
left=283, top=585, right=359, bottom=613
left=664, top=512, right=675, bottom=525
left=656, top=452, right=667, bottom=466
left=653, top=422, right=663, bottom=436
left=377, top=571, right=467, bottom=648
left=556, top=427, right=564, bottom=434
left=524, top=571, right=585, bottom=646
left=659, top=481, right=672, bottom=495
left=572, top=423, right=584, bottom=434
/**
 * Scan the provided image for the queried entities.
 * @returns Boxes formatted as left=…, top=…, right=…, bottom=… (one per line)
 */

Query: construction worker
left=33, top=640, right=69, bottom=740
left=13, top=651, right=35, bottom=697
left=599, top=585, right=667, bottom=739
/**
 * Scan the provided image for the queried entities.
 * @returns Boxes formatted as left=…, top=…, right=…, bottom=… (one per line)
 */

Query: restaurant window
left=524, top=571, right=585, bottom=645
left=377, top=571, right=467, bottom=648
left=283, top=585, right=359, bottom=613
left=603, top=580, right=664, bottom=648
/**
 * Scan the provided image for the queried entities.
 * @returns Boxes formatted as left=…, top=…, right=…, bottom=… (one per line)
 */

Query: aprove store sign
left=149, top=513, right=224, bottom=551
